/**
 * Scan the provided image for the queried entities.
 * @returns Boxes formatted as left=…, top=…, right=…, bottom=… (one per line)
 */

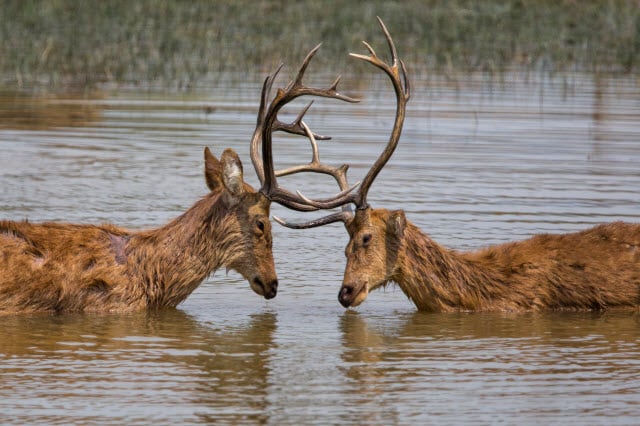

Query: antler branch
left=250, top=44, right=360, bottom=212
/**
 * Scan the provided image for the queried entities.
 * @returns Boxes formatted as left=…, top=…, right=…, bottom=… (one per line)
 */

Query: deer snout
left=338, top=285, right=355, bottom=307
left=338, top=281, right=369, bottom=308
left=253, top=277, right=278, bottom=300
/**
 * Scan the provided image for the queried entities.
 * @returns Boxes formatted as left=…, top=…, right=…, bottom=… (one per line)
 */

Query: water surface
left=1, top=73, right=639, bottom=424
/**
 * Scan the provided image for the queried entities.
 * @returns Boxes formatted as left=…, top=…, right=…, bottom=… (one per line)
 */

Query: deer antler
left=250, top=44, right=360, bottom=212
left=274, top=17, right=411, bottom=228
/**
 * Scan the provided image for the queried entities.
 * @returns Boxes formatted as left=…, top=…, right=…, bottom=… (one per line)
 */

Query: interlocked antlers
left=252, top=17, right=410, bottom=227
left=250, top=45, right=359, bottom=212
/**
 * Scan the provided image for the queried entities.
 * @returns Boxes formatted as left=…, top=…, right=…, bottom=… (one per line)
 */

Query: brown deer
left=275, top=18, right=640, bottom=312
left=0, top=39, right=359, bottom=314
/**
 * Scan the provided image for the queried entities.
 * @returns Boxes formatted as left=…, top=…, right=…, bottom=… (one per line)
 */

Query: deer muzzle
left=252, top=277, right=278, bottom=300
left=338, top=281, right=368, bottom=308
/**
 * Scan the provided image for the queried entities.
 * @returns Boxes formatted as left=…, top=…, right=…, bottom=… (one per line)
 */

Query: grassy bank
left=1, top=0, right=639, bottom=90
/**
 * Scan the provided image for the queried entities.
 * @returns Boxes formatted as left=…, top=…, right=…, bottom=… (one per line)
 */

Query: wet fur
left=348, top=208, right=640, bottom=312
left=0, top=148, right=274, bottom=314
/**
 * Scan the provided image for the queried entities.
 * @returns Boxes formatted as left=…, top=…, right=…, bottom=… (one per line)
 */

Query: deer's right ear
left=220, top=148, right=245, bottom=197
left=204, top=147, right=223, bottom=191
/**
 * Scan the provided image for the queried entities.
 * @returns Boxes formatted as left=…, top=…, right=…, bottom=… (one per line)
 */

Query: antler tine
left=380, top=15, right=399, bottom=68
left=273, top=101, right=331, bottom=141
left=276, top=120, right=332, bottom=176
left=292, top=43, right=322, bottom=87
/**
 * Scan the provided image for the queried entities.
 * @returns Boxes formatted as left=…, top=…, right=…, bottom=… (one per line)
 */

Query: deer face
left=205, top=147, right=278, bottom=299
left=229, top=192, right=278, bottom=299
left=340, top=208, right=406, bottom=308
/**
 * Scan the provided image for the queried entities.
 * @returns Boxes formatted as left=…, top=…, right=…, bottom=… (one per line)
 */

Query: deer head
left=340, top=207, right=408, bottom=307
left=273, top=18, right=411, bottom=308
left=202, top=146, right=278, bottom=299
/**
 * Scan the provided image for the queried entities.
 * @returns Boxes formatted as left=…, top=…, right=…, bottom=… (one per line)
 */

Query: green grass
left=1, top=0, right=638, bottom=90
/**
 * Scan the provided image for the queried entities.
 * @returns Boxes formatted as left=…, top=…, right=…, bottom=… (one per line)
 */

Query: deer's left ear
left=221, top=148, right=245, bottom=197
left=389, top=210, right=407, bottom=238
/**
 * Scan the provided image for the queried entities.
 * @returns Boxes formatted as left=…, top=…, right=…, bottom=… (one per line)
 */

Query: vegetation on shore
left=1, top=0, right=638, bottom=90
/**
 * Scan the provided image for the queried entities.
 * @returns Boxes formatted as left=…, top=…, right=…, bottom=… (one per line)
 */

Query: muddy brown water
left=1, top=73, right=639, bottom=424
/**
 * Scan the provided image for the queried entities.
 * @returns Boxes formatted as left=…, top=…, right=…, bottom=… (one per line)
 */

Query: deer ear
left=220, top=148, right=245, bottom=197
left=204, top=147, right=223, bottom=191
left=389, top=210, right=406, bottom=238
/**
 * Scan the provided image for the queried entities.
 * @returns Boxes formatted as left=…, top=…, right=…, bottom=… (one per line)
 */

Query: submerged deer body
left=274, top=18, right=640, bottom=312
left=340, top=208, right=640, bottom=311
left=0, top=148, right=278, bottom=314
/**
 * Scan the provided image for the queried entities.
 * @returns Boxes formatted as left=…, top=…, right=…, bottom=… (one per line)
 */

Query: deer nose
left=338, top=285, right=353, bottom=307
left=253, top=277, right=278, bottom=300
left=263, top=279, right=278, bottom=300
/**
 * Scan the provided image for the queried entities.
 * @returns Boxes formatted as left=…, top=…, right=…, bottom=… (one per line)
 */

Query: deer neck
left=127, top=192, right=242, bottom=307
left=393, top=222, right=507, bottom=312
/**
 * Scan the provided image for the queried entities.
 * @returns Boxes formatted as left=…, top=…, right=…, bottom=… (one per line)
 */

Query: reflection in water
left=0, top=310, right=277, bottom=425
left=339, top=312, right=399, bottom=424
left=339, top=311, right=640, bottom=422
left=0, top=92, right=101, bottom=129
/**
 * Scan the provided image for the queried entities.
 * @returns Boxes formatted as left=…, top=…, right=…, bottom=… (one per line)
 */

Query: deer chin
left=350, top=278, right=391, bottom=307
left=228, top=266, right=278, bottom=300
left=349, top=287, right=370, bottom=307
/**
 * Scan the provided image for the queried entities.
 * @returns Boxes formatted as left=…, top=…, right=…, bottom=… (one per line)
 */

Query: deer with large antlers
left=276, top=18, right=640, bottom=312
left=0, top=32, right=363, bottom=314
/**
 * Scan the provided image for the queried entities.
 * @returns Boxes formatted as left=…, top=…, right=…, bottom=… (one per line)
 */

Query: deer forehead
left=248, top=203, right=269, bottom=218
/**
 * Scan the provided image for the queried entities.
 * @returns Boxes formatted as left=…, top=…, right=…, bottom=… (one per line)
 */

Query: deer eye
left=362, top=233, right=372, bottom=247
left=256, top=219, right=266, bottom=234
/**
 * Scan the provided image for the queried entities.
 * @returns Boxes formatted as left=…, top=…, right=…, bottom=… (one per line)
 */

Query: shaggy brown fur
left=0, top=147, right=278, bottom=314
left=339, top=207, right=640, bottom=312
